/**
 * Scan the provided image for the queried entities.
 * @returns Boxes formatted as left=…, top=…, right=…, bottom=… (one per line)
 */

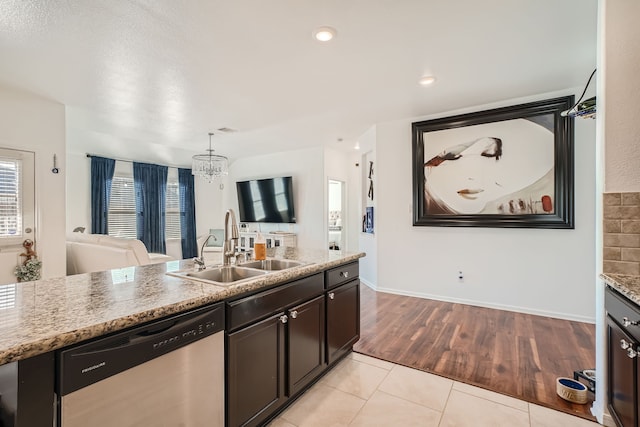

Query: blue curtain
left=90, top=156, right=116, bottom=234
left=178, top=168, right=197, bottom=259
left=133, top=162, right=168, bottom=254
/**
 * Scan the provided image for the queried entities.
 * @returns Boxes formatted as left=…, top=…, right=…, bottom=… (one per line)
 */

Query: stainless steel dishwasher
left=57, top=303, right=224, bottom=427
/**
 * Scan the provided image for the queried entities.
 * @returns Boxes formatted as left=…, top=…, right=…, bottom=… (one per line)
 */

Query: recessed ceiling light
left=354, top=141, right=360, bottom=150
left=314, top=26, right=337, bottom=42
left=419, top=75, right=436, bottom=86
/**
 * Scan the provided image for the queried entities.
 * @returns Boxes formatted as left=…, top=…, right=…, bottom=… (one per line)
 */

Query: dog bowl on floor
left=556, top=377, right=588, bottom=404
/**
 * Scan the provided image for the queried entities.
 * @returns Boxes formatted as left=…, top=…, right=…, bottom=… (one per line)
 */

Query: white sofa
left=66, top=233, right=174, bottom=275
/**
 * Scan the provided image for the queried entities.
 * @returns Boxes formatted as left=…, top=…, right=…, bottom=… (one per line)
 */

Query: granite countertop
left=602, top=273, right=640, bottom=306
left=0, top=248, right=364, bottom=366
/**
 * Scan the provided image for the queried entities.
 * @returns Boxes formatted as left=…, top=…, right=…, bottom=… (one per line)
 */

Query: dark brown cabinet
left=0, top=352, right=55, bottom=427
left=226, top=273, right=326, bottom=427
left=606, top=286, right=640, bottom=427
left=226, top=263, right=360, bottom=427
left=227, top=313, right=286, bottom=427
left=288, top=295, right=326, bottom=395
left=326, top=279, right=360, bottom=365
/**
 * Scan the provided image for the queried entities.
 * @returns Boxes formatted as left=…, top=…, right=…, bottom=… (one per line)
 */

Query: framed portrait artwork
left=412, top=96, right=574, bottom=228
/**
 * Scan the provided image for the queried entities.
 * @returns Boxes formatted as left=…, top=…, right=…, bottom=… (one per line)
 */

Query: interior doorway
left=328, top=179, right=345, bottom=251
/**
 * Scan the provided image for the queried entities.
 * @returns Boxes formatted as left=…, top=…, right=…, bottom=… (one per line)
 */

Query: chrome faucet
left=223, top=209, right=239, bottom=266
left=193, top=234, right=217, bottom=270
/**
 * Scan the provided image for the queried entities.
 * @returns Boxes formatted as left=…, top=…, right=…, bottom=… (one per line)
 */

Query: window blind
left=108, top=174, right=181, bottom=240
left=165, top=180, right=181, bottom=240
left=108, top=176, right=137, bottom=239
left=0, top=158, right=22, bottom=238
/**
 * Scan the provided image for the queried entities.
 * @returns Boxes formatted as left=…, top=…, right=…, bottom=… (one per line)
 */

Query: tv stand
left=238, top=231, right=297, bottom=252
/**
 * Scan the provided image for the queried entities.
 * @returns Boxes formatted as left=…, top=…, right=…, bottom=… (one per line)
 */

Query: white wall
left=66, top=151, right=91, bottom=232
left=0, top=84, right=66, bottom=279
left=224, top=147, right=325, bottom=249
left=603, top=0, right=640, bottom=192
left=593, top=1, right=640, bottom=423
left=357, top=127, right=377, bottom=287
left=194, top=176, right=225, bottom=236
left=371, top=90, right=597, bottom=322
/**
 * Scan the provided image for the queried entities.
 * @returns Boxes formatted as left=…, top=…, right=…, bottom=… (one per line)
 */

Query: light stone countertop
left=0, top=248, right=364, bottom=366
left=602, top=273, right=640, bottom=306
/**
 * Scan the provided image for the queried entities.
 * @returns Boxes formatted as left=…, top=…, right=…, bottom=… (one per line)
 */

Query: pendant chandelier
left=192, top=132, right=228, bottom=182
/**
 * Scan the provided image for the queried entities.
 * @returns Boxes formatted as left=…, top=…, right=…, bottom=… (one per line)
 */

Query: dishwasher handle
left=58, top=303, right=224, bottom=396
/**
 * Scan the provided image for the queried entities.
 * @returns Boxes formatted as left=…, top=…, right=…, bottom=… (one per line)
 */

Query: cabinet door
left=288, top=295, right=326, bottom=396
left=227, top=313, right=286, bottom=427
left=326, top=280, right=360, bottom=365
left=607, top=315, right=637, bottom=427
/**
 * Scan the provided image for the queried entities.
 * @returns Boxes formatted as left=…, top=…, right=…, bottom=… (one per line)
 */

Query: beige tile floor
left=268, top=352, right=601, bottom=427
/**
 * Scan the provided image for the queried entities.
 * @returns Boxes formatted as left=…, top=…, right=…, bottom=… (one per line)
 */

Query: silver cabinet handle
left=623, top=317, right=639, bottom=327
left=621, top=339, right=630, bottom=350
left=290, top=310, right=298, bottom=319
left=280, top=315, right=288, bottom=324
left=328, top=292, right=335, bottom=300
left=628, top=347, right=638, bottom=359
left=339, top=271, right=349, bottom=278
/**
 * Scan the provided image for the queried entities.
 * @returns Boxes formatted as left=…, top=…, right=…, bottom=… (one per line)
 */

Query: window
left=0, top=158, right=21, bottom=238
left=165, top=179, right=181, bottom=240
left=107, top=168, right=181, bottom=240
left=108, top=175, right=137, bottom=239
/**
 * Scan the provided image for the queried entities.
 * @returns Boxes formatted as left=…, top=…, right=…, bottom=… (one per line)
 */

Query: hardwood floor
left=353, top=285, right=596, bottom=420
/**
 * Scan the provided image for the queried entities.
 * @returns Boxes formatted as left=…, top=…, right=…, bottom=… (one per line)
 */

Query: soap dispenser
left=254, top=232, right=266, bottom=260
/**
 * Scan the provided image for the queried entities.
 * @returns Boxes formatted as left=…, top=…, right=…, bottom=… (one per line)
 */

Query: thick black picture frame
left=412, top=96, right=574, bottom=229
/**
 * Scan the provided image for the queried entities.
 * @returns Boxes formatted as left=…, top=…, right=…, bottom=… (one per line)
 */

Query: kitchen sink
left=238, top=259, right=305, bottom=271
left=169, top=266, right=268, bottom=286
left=168, top=258, right=308, bottom=286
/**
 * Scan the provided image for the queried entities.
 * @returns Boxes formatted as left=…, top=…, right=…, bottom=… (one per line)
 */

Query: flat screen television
left=236, top=176, right=296, bottom=223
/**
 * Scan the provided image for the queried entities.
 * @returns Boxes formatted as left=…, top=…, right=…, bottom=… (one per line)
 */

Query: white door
left=0, top=148, right=35, bottom=284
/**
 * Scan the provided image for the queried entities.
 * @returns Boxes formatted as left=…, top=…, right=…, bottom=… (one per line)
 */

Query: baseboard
left=359, top=277, right=376, bottom=290
left=374, top=286, right=596, bottom=324
left=601, top=412, right=615, bottom=427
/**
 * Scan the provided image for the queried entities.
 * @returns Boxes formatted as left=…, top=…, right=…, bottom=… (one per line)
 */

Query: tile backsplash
left=603, top=192, right=640, bottom=275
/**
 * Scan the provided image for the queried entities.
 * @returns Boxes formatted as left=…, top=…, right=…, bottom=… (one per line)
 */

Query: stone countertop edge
left=0, top=249, right=365, bottom=366
left=602, top=273, right=640, bottom=306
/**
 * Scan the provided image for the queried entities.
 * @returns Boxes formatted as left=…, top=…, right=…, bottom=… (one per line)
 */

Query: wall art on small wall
left=412, top=96, right=574, bottom=229
left=367, top=161, right=374, bottom=201
left=365, top=206, right=374, bottom=234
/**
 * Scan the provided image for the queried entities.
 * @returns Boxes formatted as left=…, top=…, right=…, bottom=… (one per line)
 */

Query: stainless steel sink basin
left=169, top=266, right=268, bottom=286
left=168, top=259, right=307, bottom=286
left=238, top=259, right=305, bottom=271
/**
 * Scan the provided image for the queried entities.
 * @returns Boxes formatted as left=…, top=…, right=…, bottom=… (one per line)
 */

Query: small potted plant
left=15, top=239, right=42, bottom=282
left=15, top=258, right=42, bottom=282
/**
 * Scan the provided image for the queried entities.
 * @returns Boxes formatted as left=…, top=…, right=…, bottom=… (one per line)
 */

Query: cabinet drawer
left=227, top=273, right=324, bottom=332
left=606, top=286, right=640, bottom=342
left=325, top=262, right=359, bottom=290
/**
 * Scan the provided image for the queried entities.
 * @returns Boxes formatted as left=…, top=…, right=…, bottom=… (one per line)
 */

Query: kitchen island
left=0, top=247, right=364, bottom=426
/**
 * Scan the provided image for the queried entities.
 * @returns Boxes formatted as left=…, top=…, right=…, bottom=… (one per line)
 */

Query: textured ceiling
left=0, top=0, right=598, bottom=166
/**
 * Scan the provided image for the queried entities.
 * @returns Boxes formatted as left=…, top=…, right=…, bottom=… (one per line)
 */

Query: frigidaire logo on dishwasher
left=81, top=361, right=106, bottom=374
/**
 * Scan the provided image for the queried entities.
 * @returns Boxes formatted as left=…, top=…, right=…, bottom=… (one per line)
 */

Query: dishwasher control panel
left=58, top=302, right=225, bottom=396
left=152, top=319, right=218, bottom=349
